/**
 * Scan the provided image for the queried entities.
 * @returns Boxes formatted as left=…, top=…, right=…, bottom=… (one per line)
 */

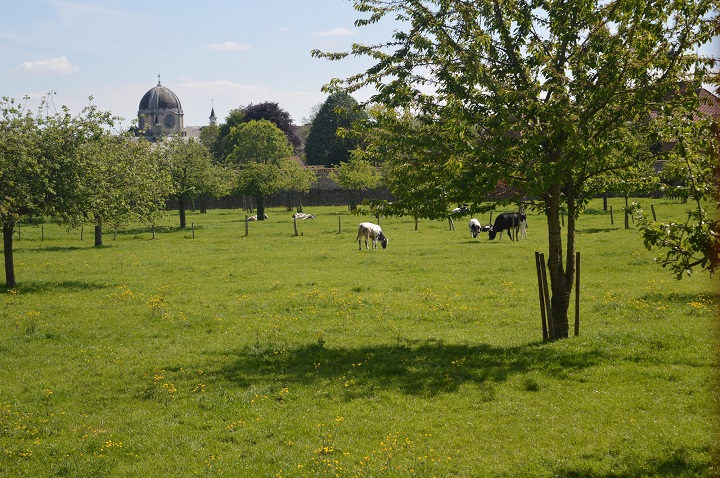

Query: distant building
left=137, top=76, right=184, bottom=140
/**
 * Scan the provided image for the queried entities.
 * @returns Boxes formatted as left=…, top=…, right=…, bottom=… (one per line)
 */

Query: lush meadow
left=0, top=197, right=717, bottom=477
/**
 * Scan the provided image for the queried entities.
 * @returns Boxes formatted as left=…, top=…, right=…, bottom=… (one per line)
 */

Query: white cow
left=357, top=222, right=388, bottom=250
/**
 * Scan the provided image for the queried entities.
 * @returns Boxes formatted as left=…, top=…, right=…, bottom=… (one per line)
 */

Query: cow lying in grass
left=357, top=222, right=388, bottom=250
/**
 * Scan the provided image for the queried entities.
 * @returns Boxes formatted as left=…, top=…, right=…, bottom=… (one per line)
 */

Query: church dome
left=138, top=80, right=183, bottom=114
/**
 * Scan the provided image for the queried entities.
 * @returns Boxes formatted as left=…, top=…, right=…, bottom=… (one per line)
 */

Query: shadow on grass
left=14, top=245, right=86, bottom=253
left=577, top=227, right=617, bottom=234
left=214, top=339, right=604, bottom=397
left=8, top=280, right=109, bottom=293
left=640, top=290, right=720, bottom=303
left=555, top=445, right=711, bottom=477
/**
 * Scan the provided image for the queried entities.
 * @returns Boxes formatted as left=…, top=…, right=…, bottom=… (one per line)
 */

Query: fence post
left=338, top=215, right=341, bottom=234
left=610, top=206, right=614, bottom=225
left=245, top=216, right=249, bottom=237
left=539, top=252, right=554, bottom=340
left=192, top=222, right=195, bottom=239
left=293, top=217, right=298, bottom=236
left=536, top=252, right=548, bottom=341
left=651, top=204, right=656, bottom=221
left=575, top=251, right=580, bottom=337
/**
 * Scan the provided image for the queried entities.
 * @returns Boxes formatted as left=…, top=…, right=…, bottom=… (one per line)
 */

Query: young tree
left=305, top=91, right=367, bottom=166
left=314, top=0, right=718, bottom=338
left=160, top=136, right=217, bottom=229
left=225, top=120, right=294, bottom=219
left=329, top=156, right=382, bottom=210
left=278, top=159, right=317, bottom=211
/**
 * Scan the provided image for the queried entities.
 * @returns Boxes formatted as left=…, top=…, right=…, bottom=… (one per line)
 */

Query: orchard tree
left=226, top=120, right=294, bottom=219
left=66, top=133, right=171, bottom=246
left=305, top=91, right=367, bottom=166
left=0, top=97, right=42, bottom=288
left=329, top=156, right=382, bottom=210
left=278, top=159, right=317, bottom=211
left=160, top=136, right=218, bottom=228
left=314, top=0, right=718, bottom=338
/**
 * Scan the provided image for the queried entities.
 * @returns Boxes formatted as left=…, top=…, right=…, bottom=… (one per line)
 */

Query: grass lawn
left=0, top=197, right=717, bottom=477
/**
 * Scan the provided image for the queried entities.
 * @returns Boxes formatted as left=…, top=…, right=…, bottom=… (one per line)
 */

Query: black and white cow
left=468, top=218, right=491, bottom=238
left=357, top=222, right=388, bottom=250
left=488, top=212, right=527, bottom=241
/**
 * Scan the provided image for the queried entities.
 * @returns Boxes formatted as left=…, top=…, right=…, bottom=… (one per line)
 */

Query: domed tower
left=138, top=75, right=184, bottom=139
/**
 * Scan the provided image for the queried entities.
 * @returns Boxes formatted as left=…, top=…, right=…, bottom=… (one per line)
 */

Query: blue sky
left=2, top=1, right=717, bottom=129
left=0, top=0, right=397, bottom=128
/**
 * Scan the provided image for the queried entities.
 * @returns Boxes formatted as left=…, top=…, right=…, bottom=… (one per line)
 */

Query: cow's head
left=378, top=233, right=388, bottom=249
left=488, top=229, right=497, bottom=240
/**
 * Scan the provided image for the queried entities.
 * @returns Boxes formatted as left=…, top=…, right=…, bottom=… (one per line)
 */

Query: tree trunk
left=256, top=195, right=266, bottom=220
left=546, top=184, right=570, bottom=338
left=179, top=196, right=187, bottom=229
left=94, top=213, right=103, bottom=247
left=349, top=190, right=357, bottom=211
left=3, top=221, right=16, bottom=288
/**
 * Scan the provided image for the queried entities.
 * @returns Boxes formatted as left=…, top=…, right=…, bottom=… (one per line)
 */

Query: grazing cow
left=468, top=218, right=491, bottom=238
left=357, top=222, right=388, bottom=250
left=488, top=212, right=527, bottom=241
left=292, top=212, right=315, bottom=219
left=247, top=214, right=269, bottom=221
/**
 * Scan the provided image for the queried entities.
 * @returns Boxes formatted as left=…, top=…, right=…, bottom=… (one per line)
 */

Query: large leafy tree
left=305, top=91, right=367, bottom=166
left=314, top=0, right=718, bottom=338
left=225, top=120, right=294, bottom=219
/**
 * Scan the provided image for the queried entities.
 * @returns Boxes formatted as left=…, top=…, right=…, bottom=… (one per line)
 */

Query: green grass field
left=1, top=197, right=717, bottom=477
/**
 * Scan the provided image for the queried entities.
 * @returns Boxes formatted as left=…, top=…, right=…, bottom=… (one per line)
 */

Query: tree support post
left=575, top=251, right=580, bottom=337
left=535, top=252, right=548, bottom=341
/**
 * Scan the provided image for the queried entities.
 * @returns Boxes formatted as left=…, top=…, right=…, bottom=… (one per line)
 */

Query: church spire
left=209, top=100, right=217, bottom=126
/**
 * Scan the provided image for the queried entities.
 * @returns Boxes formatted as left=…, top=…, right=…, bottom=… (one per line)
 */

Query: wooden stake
left=536, top=252, right=548, bottom=341
left=651, top=204, right=656, bottom=221
left=293, top=217, right=298, bottom=236
left=539, top=253, right=553, bottom=340
left=245, top=216, right=249, bottom=237
left=575, top=251, right=580, bottom=337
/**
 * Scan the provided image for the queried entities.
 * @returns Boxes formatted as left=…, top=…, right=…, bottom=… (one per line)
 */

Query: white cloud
left=312, top=27, right=356, bottom=37
left=205, top=41, right=252, bottom=52
left=14, top=56, right=79, bottom=74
